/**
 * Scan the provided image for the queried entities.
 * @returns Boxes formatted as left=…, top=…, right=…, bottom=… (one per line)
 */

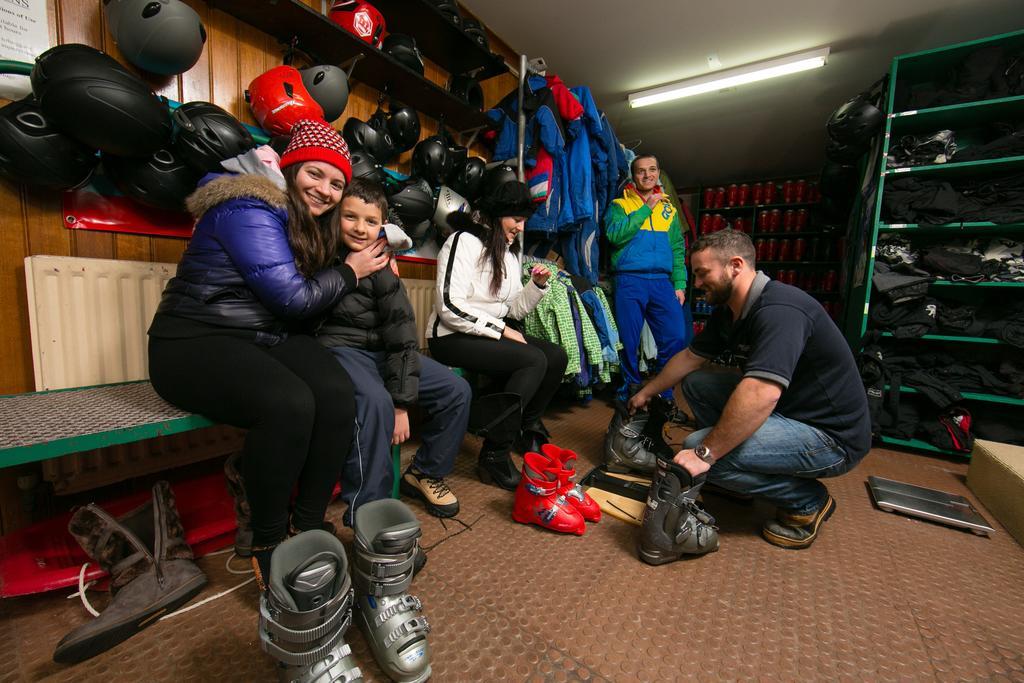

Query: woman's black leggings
left=428, top=331, right=568, bottom=446
left=149, top=334, right=355, bottom=546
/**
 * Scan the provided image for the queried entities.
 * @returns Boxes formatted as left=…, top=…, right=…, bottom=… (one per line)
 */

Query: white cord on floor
left=74, top=563, right=100, bottom=617
left=158, top=576, right=256, bottom=621
left=225, top=551, right=254, bottom=575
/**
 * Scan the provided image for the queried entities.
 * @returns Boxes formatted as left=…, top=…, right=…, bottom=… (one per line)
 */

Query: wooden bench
left=1, top=255, right=405, bottom=497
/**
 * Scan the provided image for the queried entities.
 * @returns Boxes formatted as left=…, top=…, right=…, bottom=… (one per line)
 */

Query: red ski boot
left=540, top=444, right=601, bottom=523
left=512, top=452, right=586, bottom=535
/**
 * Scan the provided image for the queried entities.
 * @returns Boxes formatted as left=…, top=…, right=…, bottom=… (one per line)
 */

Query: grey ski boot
left=259, top=530, right=363, bottom=682
left=352, top=499, right=431, bottom=683
left=53, top=481, right=208, bottom=663
left=604, top=391, right=674, bottom=475
left=638, top=457, right=720, bottom=564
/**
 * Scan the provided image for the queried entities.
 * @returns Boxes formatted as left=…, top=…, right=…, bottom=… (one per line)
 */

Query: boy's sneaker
left=400, top=466, right=460, bottom=518
left=762, top=495, right=836, bottom=549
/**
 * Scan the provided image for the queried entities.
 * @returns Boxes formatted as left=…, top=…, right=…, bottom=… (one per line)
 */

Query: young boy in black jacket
left=317, top=178, right=471, bottom=520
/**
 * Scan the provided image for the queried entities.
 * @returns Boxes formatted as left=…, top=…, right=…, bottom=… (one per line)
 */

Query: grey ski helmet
left=104, top=0, right=206, bottom=75
left=299, top=65, right=350, bottom=122
left=172, top=101, right=254, bottom=172
left=385, top=105, right=420, bottom=153
left=382, top=34, right=424, bottom=75
left=447, top=74, right=483, bottom=111
left=433, top=184, right=470, bottom=240
left=411, top=135, right=452, bottom=188
left=31, top=43, right=172, bottom=156
left=0, top=96, right=99, bottom=189
left=102, top=147, right=201, bottom=211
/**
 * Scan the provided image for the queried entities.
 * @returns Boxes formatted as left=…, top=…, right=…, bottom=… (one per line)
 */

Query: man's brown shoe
left=400, top=466, right=460, bottom=517
left=762, top=495, right=836, bottom=549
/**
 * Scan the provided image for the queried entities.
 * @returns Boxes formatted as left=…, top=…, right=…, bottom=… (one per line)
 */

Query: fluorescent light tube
left=628, top=47, right=830, bottom=108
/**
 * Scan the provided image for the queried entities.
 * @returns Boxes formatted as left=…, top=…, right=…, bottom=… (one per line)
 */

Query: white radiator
left=401, top=278, right=436, bottom=352
left=24, top=255, right=176, bottom=391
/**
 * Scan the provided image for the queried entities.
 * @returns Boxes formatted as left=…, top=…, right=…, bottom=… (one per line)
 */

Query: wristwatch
left=694, top=444, right=714, bottom=465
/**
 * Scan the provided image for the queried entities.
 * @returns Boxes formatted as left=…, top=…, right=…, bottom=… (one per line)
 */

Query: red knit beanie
left=279, top=119, right=352, bottom=182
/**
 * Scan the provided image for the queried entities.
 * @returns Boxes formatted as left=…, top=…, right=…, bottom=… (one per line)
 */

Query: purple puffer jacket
left=154, top=172, right=355, bottom=333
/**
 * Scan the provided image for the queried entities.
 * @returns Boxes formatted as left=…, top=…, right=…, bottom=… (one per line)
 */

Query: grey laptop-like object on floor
left=868, top=476, right=994, bottom=536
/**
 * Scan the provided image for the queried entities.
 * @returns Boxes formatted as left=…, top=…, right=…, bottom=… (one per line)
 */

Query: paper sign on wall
left=0, top=0, right=50, bottom=100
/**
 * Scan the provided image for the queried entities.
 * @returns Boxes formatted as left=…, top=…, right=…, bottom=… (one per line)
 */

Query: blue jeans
left=329, top=347, right=471, bottom=523
left=681, top=370, right=852, bottom=515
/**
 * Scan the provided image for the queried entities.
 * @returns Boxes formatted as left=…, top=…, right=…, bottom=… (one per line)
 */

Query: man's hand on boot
left=673, top=448, right=711, bottom=477
left=627, top=389, right=651, bottom=415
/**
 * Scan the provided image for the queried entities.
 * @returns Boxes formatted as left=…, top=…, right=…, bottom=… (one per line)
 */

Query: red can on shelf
left=796, top=208, right=808, bottom=231
left=782, top=179, right=794, bottom=204
left=734, top=216, right=746, bottom=233
left=726, top=184, right=739, bottom=207
left=714, top=186, right=726, bottom=208
left=758, top=209, right=771, bottom=230
left=770, top=209, right=782, bottom=232
left=755, top=239, right=766, bottom=261
left=702, top=187, right=715, bottom=208
left=787, top=269, right=798, bottom=286
left=763, top=182, right=776, bottom=205
left=738, top=183, right=750, bottom=206
left=778, top=239, right=792, bottom=262
left=793, top=238, right=807, bottom=261
left=794, top=178, right=807, bottom=203
left=766, top=238, right=779, bottom=261
left=807, top=181, right=820, bottom=202
left=805, top=271, right=819, bottom=291
left=751, top=182, right=764, bottom=205
left=823, top=269, right=838, bottom=292
left=700, top=213, right=712, bottom=234
left=783, top=209, right=795, bottom=232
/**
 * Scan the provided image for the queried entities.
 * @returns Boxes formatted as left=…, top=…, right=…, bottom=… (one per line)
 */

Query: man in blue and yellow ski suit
left=605, top=154, right=691, bottom=401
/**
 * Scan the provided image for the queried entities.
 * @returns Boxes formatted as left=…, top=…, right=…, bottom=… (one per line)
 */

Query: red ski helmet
left=329, top=0, right=385, bottom=49
left=246, top=65, right=324, bottom=136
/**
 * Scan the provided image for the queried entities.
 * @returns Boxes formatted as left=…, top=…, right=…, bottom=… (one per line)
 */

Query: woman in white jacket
left=427, top=181, right=568, bottom=489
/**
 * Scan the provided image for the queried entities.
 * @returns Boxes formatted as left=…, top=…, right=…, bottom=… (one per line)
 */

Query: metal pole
left=516, top=53, right=527, bottom=182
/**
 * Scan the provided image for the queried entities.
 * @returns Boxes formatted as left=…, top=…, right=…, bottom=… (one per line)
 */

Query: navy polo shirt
left=690, top=272, right=871, bottom=460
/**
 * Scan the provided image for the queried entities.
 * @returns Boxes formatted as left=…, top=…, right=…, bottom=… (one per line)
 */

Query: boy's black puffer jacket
left=315, top=256, right=421, bottom=406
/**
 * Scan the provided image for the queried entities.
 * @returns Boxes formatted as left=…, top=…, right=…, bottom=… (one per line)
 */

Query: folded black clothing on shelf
left=921, top=248, right=984, bottom=277
left=986, top=320, right=1024, bottom=348
left=870, top=297, right=938, bottom=338
left=873, top=263, right=934, bottom=304
left=953, top=121, right=1024, bottom=162
left=902, top=45, right=1022, bottom=110
left=936, top=303, right=988, bottom=337
left=887, top=130, right=957, bottom=168
left=883, top=177, right=963, bottom=224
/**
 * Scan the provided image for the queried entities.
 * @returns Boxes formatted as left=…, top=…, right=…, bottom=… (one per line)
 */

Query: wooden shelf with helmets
left=206, top=0, right=508, bottom=132
left=860, top=28, right=1024, bottom=458
left=689, top=175, right=845, bottom=336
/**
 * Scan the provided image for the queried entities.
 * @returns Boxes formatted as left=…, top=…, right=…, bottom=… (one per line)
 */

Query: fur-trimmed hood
left=185, top=173, right=288, bottom=220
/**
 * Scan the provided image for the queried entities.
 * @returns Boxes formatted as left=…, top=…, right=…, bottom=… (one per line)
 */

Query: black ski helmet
left=365, top=108, right=397, bottom=163
left=388, top=177, right=434, bottom=222
left=104, top=0, right=206, bottom=75
left=102, top=147, right=201, bottom=211
left=385, top=105, right=420, bottom=153
left=268, top=134, right=291, bottom=157
left=825, top=136, right=868, bottom=165
left=172, top=101, right=254, bottom=173
left=411, top=135, right=452, bottom=188
left=827, top=93, right=884, bottom=147
left=350, top=150, right=384, bottom=185
left=299, top=64, right=350, bottom=122
left=460, top=18, right=489, bottom=51
left=447, top=73, right=483, bottom=111
left=449, top=156, right=486, bottom=201
left=382, top=34, right=424, bottom=75
left=342, top=117, right=394, bottom=165
left=428, top=0, right=461, bottom=25
left=31, top=43, right=172, bottom=156
left=482, top=163, right=518, bottom=197
left=0, top=97, right=98, bottom=189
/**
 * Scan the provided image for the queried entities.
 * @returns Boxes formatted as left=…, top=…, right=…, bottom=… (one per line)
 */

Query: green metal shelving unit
left=862, top=28, right=1024, bottom=458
